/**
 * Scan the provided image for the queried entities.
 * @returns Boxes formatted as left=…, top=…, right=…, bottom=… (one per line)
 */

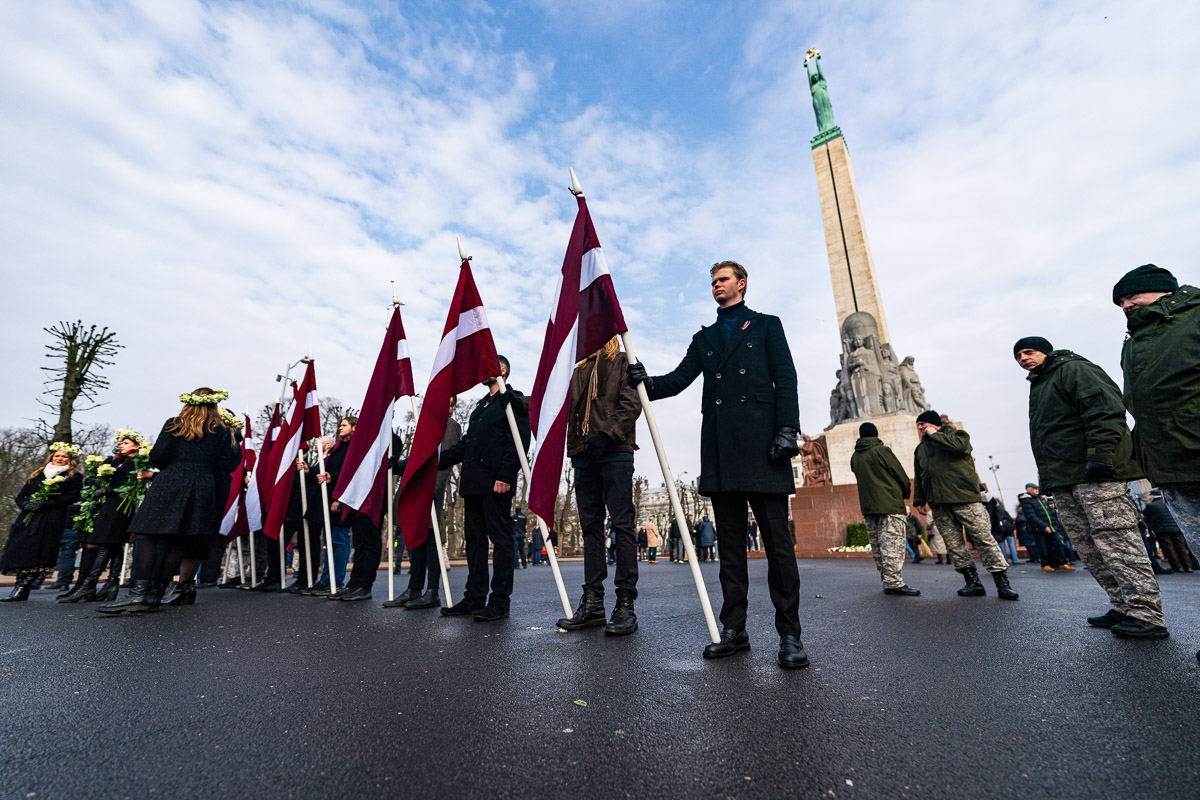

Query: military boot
left=557, top=589, right=606, bottom=631
left=956, top=567, right=986, bottom=597
left=991, top=570, right=1019, bottom=600
left=604, top=589, right=637, bottom=636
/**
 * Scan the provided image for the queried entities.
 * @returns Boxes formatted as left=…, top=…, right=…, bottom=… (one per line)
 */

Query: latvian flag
left=333, top=307, right=415, bottom=525
left=396, top=262, right=500, bottom=548
left=220, top=414, right=259, bottom=540
left=527, top=194, right=628, bottom=521
left=262, top=362, right=320, bottom=539
left=251, top=403, right=282, bottom=524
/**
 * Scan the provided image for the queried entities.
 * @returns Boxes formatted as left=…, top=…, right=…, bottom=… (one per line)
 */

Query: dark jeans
left=1034, top=529, right=1067, bottom=567
left=347, top=515, right=383, bottom=590
left=514, top=532, right=527, bottom=567
left=464, top=492, right=515, bottom=609
left=710, top=492, right=801, bottom=638
left=55, top=529, right=80, bottom=584
left=407, top=532, right=441, bottom=594
left=574, top=460, right=638, bottom=597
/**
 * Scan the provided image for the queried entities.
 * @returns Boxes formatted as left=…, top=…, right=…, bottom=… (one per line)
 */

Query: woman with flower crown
left=58, top=430, right=152, bottom=603
left=98, top=388, right=240, bottom=615
left=2, top=443, right=84, bottom=602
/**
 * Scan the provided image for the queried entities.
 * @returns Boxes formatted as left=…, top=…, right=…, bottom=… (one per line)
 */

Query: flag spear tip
left=456, top=236, right=471, bottom=263
left=569, top=167, right=583, bottom=196
left=390, top=279, right=399, bottom=306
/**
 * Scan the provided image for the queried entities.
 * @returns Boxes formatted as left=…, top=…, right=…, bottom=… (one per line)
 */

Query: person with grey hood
left=850, top=422, right=919, bottom=596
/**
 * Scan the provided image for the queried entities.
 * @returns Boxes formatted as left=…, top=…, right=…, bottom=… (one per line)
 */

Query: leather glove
left=768, top=426, right=801, bottom=463
left=626, top=361, right=653, bottom=392
left=578, top=432, right=612, bottom=469
left=24, top=500, right=43, bottom=512
left=494, top=387, right=512, bottom=407
left=1083, top=460, right=1118, bottom=482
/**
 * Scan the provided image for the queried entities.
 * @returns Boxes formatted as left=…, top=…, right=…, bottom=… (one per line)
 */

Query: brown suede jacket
left=566, top=351, right=641, bottom=457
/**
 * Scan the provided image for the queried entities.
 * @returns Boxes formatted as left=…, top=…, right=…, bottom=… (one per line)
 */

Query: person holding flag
left=555, top=337, right=642, bottom=635
left=627, top=261, right=809, bottom=668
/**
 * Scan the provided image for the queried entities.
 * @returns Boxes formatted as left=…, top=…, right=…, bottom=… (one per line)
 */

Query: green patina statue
left=805, top=52, right=835, bottom=133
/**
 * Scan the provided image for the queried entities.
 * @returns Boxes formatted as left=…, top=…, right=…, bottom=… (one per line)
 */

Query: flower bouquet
left=23, top=474, right=67, bottom=524
left=115, top=445, right=155, bottom=515
left=73, top=456, right=117, bottom=535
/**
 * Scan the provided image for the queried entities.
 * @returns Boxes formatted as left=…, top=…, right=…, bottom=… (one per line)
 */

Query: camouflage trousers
left=863, top=514, right=908, bottom=589
left=932, top=502, right=1009, bottom=573
left=1160, top=482, right=1200, bottom=556
left=1052, top=482, right=1165, bottom=627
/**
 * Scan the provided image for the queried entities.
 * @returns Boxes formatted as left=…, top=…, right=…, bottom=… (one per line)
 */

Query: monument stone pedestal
left=824, top=414, right=920, bottom=485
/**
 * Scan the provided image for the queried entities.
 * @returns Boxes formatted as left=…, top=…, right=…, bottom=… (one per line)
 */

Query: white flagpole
left=299, top=454, right=314, bottom=588
left=236, top=536, right=246, bottom=584
left=410, top=395, right=452, bottom=604
left=620, top=332, right=721, bottom=643
left=495, top=375, right=572, bottom=618
left=277, top=364, right=291, bottom=589
left=220, top=542, right=232, bottom=586
left=316, top=442, right=338, bottom=596
left=120, top=542, right=132, bottom=585
left=387, top=429, right=396, bottom=601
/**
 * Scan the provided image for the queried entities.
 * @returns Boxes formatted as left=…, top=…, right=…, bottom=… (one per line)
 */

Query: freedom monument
left=792, top=50, right=934, bottom=555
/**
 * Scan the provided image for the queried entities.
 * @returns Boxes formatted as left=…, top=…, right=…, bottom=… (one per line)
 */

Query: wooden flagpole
left=299, top=453, right=314, bottom=588
left=409, top=395, right=453, bottom=604
left=316, top=442, right=338, bottom=595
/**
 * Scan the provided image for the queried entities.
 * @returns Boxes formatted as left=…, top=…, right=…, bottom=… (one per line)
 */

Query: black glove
left=1083, top=460, right=1118, bottom=482
left=626, top=361, right=653, bottom=392
left=577, top=432, right=612, bottom=469
left=24, top=500, right=43, bottom=513
left=768, top=426, right=801, bottom=463
left=494, top=387, right=512, bottom=407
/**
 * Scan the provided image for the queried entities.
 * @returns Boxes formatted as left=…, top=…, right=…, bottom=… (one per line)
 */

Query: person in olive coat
left=1, top=445, right=83, bottom=602
left=1015, top=336, right=1166, bottom=638
left=849, top=422, right=918, bottom=595
left=913, top=410, right=1018, bottom=600
left=627, top=260, right=807, bottom=669
left=99, top=389, right=241, bottom=614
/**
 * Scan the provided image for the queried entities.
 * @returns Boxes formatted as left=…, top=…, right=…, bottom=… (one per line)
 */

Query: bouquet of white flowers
left=115, top=446, right=154, bottom=515
left=73, top=457, right=119, bottom=535
left=24, top=474, right=67, bottom=525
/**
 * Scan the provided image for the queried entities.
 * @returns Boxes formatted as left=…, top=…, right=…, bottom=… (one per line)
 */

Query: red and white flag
left=221, top=415, right=258, bottom=540
left=333, top=307, right=414, bottom=524
left=526, top=195, right=628, bottom=520
left=262, top=362, right=320, bottom=540
left=396, top=263, right=500, bottom=548
left=251, top=403, right=282, bottom=524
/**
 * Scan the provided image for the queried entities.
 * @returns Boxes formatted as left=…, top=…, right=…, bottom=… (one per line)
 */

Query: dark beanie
left=1013, top=336, right=1053, bottom=357
left=1112, top=264, right=1178, bottom=304
left=858, top=422, right=878, bottom=437
left=916, top=410, right=942, bottom=426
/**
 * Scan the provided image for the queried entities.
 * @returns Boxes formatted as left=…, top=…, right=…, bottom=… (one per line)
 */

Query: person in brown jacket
left=556, top=337, right=643, bottom=635
left=645, top=519, right=660, bottom=563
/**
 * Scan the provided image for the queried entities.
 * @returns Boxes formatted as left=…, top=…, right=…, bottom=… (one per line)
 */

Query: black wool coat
left=89, top=454, right=138, bottom=546
left=647, top=308, right=800, bottom=496
left=129, top=419, right=241, bottom=539
left=2, top=471, right=83, bottom=573
left=439, top=388, right=531, bottom=495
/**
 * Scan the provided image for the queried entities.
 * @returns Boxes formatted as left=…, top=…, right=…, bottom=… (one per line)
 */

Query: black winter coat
left=1142, top=499, right=1181, bottom=534
left=2, top=471, right=83, bottom=573
left=1017, top=492, right=1063, bottom=536
left=439, top=388, right=531, bottom=495
left=90, top=454, right=138, bottom=546
left=129, top=419, right=241, bottom=539
left=647, top=308, right=800, bottom=496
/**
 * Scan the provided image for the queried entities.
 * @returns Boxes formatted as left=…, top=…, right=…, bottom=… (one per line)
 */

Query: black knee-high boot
left=98, top=546, right=125, bottom=600
left=59, top=548, right=105, bottom=603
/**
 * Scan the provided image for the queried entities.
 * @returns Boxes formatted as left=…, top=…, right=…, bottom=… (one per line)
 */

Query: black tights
left=131, top=536, right=188, bottom=586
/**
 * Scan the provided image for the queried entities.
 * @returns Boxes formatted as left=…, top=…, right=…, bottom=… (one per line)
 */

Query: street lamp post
left=988, top=456, right=1005, bottom=507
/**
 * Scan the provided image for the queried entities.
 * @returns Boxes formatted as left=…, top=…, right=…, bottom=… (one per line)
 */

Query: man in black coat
left=628, top=260, right=807, bottom=668
left=438, top=356, right=531, bottom=621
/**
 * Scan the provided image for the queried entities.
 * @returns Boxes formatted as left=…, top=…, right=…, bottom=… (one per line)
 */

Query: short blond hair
left=710, top=260, right=748, bottom=297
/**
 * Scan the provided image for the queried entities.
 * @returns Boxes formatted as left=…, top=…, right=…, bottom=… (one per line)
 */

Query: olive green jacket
left=1122, top=285, right=1200, bottom=484
left=1026, top=350, right=1141, bottom=490
left=850, top=437, right=910, bottom=516
left=912, top=425, right=981, bottom=507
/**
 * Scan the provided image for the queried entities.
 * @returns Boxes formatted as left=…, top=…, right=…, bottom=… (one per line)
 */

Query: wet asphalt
left=1, top=558, right=1198, bottom=800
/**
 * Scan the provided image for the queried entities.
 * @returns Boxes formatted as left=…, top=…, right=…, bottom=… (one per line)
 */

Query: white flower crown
left=48, top=442, right=82, bottom=457
left=115, top=429, right=151, bottom=448
left=179, top=389, right=229, bottom=406
left=218, top=408, right=244, bottom=430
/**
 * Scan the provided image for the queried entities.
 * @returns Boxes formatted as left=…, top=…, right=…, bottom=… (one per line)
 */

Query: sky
left=2, top=0, right=1197, bottom=508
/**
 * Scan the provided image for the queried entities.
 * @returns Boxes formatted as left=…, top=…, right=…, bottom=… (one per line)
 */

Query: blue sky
left=2, top=0, right=1198, bottom=505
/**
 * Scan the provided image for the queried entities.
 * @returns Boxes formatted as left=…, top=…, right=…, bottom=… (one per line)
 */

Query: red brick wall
left=791, top=483, right=867, bottom=558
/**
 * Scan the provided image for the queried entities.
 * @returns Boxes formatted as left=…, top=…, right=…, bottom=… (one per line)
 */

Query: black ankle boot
left=992, top=570, right=1019, bottom=600
left=404, top=589, right=440, bottom=609
left=957, top=567, right=986, bottom=596
left=1, top=574, right=36, bottom=602
left=97, top=580, right=155, bottom=614
left=382, top=587, right=420, bottom=608
left=605, top=589, right=638, bottom=636
left=557, top=589, right=606, bottom=631
left=162, top=581, right=197, bottom=606
left=58, top=549, right=100, bottom=599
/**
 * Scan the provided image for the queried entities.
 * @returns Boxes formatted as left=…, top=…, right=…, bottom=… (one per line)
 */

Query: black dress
left=89, top=454, right=137, bottom=547
left=128, top=419, right=241, bottom=547
left=1, top=471, right=83, bottom=574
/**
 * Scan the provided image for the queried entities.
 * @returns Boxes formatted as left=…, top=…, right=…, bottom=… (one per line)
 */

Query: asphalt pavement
left=1, top=557, right=1198, bottom=800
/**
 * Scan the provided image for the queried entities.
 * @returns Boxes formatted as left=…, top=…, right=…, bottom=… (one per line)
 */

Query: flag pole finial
left=390, top=280, right=400, bottom=307
left=569, top=167, right=583, bottom=197
left=456, top=236, right=471, bottom=263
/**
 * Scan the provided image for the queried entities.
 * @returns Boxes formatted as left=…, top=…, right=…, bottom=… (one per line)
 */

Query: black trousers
left=463, top=492, right=515, bottom=609
left=407, top=533, right=441, bottom=594
left=1034, top=529, right=1067, bottom=567
left=709, top=492, right=801, bottom=638
left=198, top=544, right=225, bottom=584
left=347, top=515, right=382, bottom=589
left=574, top=460, right=638, bottom=597
left=1158, top=530, right=1191, bottom=571
left=265, top=519, right=324, bottom=585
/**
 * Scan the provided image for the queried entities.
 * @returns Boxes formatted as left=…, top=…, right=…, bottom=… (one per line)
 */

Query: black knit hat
left=916, top=410, right=941, bottom=426
left=1013, top=336, right=1053, bottom=357
left=1112, top=264, right=1178, bottom=305
left=858, top=422, right=878, bottom=437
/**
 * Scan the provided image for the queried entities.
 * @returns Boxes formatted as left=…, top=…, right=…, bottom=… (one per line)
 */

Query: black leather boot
left=58, top=548, right=98, bottom=599
left=1, top=574, right=36, bottom=602
left=957, top=567, right=986, bottom=596
left=162, top=581, right=197, bottom=606
left=97, top=547, right=124, bottom=600
left=556, top=589, right=606, bottom=631
left=381, top=587, right=420, bottom=608
left=884, top=585, right=921, bottom=596
left=605, top=589, right=638, bottom=636
left=404, top=588, right=440, bottom=610
left=59, top=549, right=107, bottom=603
left=97, top=580, right=156, bottom=614
left=778, top=635, right=810, bottom=669
left=992, top=570, right=1019, bottom=600
left=703, top=628, right=751, bottom=659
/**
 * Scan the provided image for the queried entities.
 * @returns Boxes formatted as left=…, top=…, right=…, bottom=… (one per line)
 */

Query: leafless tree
left=37, top=321, right=121, bottom=443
